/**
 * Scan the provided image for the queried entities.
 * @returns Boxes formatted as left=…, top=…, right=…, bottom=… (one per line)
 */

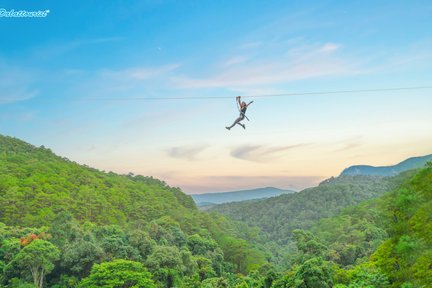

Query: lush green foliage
left=0, top=135, right=196, bottom=228
left=0, top=135, right=266, bottom=287
left=220, top=167, right=431, bottom=287
left=210, top=175, right=399, bottom=245
left=1, top=135, right=431, bottom=287
left=205, top=165, right=430, bottom=287
left=7, top=239, right=60, bottom=288
left=368, top=166, right=432, bottom=287
left=79, top=259, right=155, bottom=288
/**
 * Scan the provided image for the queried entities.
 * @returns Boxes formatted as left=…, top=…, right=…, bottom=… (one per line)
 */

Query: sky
left=0, top=0, right=431, bottom=194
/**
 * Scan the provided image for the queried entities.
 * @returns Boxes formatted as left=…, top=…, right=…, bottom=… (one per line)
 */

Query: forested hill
left=192, top=187, right=296, bottom=206
left=0, top=135, right=268, bottom=287
left=300, top=164, right=432, bottom=287
left=263, top=164, right=432, bottom=287
left=340, top=154, right=432, bottom=176
left=209, top=174, right=405, bottom=244
left=1, top=134, right=431, bottom=287
left=0, top=134, right=196, bottom=227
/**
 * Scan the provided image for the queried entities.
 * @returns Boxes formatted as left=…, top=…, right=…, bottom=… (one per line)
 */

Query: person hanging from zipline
left=226, top=96, right=253, bottom=130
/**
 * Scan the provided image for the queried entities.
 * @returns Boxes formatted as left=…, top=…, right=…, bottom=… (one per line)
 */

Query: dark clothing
left=226, top=112, right=245, bottom=129
left=236, top=113, right=245, bottom=122
left=226, top=100, right=251, bottom=130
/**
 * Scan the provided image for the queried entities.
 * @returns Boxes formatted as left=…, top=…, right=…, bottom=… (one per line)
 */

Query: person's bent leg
left=226, top=120, right=237, bottom=129
left=235, top=115, right=245, bottom=128
left=226, top=115, right=244, bottom=130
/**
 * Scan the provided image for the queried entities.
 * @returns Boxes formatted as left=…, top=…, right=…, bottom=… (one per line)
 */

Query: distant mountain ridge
left=340, top=154, right=432, bottom=176
left=191, top=187, right=296, bottom=206
left=209, top=174, right=405, bottom=244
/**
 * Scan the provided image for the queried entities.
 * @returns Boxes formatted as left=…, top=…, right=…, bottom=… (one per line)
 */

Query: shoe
left=225, top=126, right=230, bottom=130
left=241, top=124, right=246, bottom=129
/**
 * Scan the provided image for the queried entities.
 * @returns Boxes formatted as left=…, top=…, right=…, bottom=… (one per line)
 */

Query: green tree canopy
left=79, top=259, right=155, bottom=288
left=9, top=239, right=60, bottom=288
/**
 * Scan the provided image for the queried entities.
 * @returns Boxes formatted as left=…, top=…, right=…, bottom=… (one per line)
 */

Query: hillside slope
left=209, top=175, right=405, bottom=244
left=0, top=135, right=268, bottom=287
left=0, top=135, right=196, bottom=228
left=309, top=165, right=432, bottom=287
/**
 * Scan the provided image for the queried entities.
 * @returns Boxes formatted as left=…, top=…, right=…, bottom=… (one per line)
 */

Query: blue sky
left=1, top=0, right=431, bottom=193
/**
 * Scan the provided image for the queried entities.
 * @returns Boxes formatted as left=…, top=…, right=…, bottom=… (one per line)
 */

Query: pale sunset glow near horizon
left=1, top=1, right=431, bottom=194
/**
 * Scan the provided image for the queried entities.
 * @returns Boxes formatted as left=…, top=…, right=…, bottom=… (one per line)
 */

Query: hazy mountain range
left=340, top=154, right=432, bottom=176
left=191, top=187, right=296, bottom=207
left=192, top=154, right=432, bottom=207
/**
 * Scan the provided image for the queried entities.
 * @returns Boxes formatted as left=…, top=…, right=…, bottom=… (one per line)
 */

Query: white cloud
left=30, top=37, right=124, bottom=61
left=173, top=59, right=354, bottom=89
left=66, top=63, right=183, bottom=101
left=0, top=63, right=39, bottom=104
left=101, top=63, right=181, bottom=81
left=0, top=90, right=38, bottom=104
left=172, top=42, right=357, bottom=89
left=231, top=144, right=310, bottom=162
left=229, top=87, right=288, bottom=96
left=320, top=43, right=341, bottom=53
left=222, top=56, right=249, bottom=67
left=166, top=145, right=209, bottom=161
left=238, top=41, right=263, bottom=50
left=374, top=40, right=432, bottom=71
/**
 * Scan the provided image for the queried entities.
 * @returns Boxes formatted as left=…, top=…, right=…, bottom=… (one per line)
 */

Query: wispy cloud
left=172, top=42, right=358, bottom=89
left=373, top=40, right=432, bottom=71
left=229, top=87, right=288, bottom=96
left=238, top=41, right=263, bottom=50
left=222, top=56, right=249, bottom=67
left=231, top=143, right=310, bottom=162
left=68, top=63, right=182, bottom=101
left=319, top=42, right=341, bottom=53
left=30, top=37, right=124, bottom=60
left=335, top=142, right=362, bottom=152
left=166, top=145, right=209, bottom=161
left=0, top=111, right=35, bottom=122
left=0, top=63, right=39, bottom=104
left=101, top=63, right=181, bottom=81
left=333, top=136, right=363, bottom=152
left=0, top=89, right=38, bottom=104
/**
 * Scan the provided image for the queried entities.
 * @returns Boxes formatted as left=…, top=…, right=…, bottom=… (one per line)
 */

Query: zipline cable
left=82, top=85, right=432, bottom=101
